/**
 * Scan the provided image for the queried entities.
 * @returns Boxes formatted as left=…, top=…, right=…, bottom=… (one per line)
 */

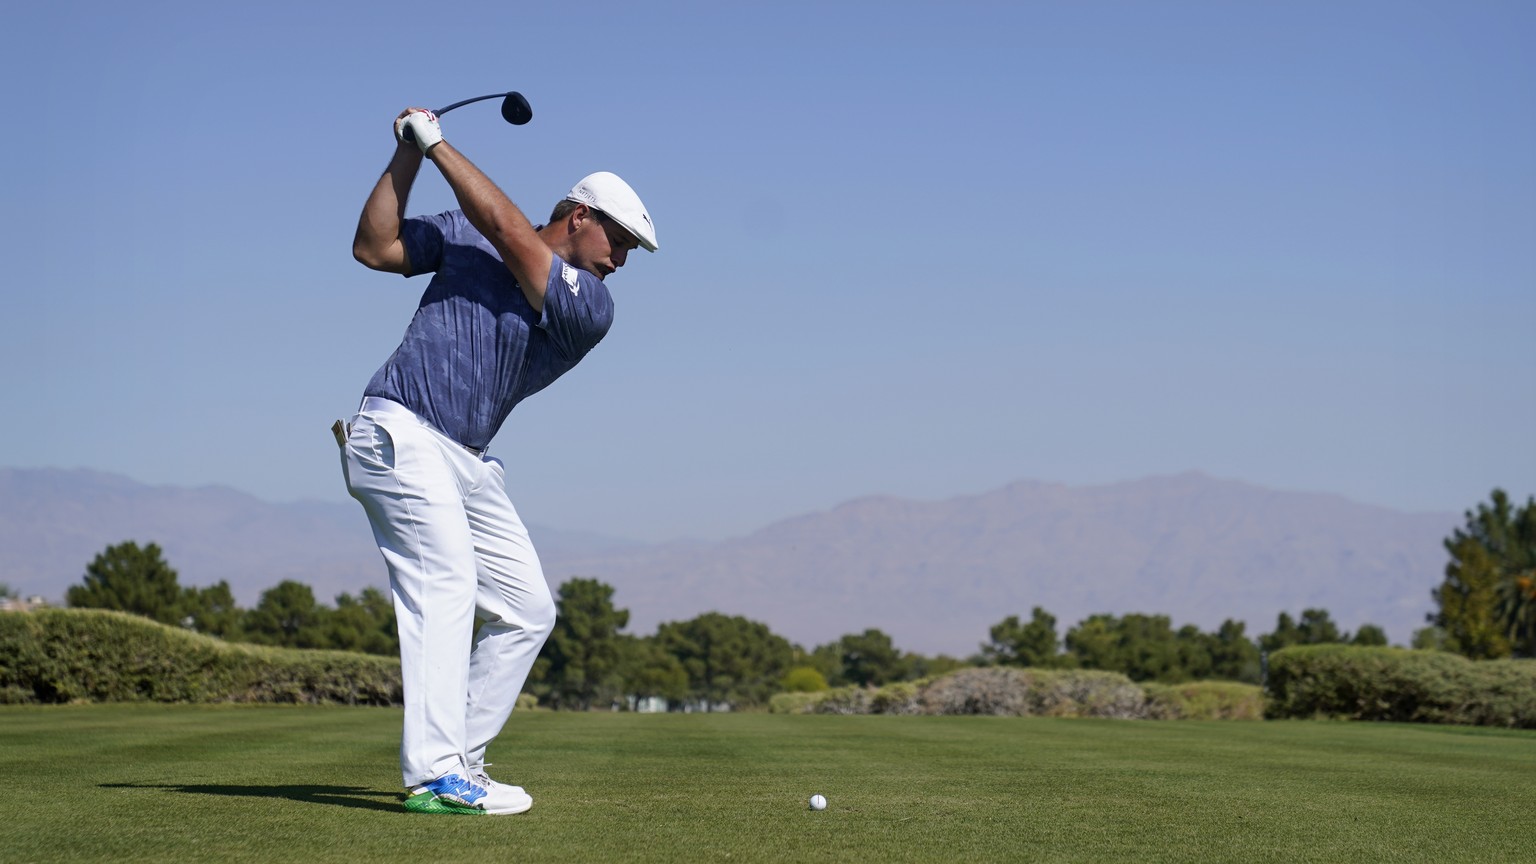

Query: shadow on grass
left=100, top=783, right=402, bottom=813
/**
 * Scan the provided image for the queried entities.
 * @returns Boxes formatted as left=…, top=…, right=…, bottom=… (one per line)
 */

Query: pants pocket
left=347, top=415, right=397, bottom=472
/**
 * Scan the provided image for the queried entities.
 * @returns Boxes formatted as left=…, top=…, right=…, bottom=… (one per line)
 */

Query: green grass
left=3, top=706, right=1533, bottom=863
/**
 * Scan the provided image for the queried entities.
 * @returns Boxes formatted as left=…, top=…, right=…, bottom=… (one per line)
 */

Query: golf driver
left=401, top=91, right=532, bottom=142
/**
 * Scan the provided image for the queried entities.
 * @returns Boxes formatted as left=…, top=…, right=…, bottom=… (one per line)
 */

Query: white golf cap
left=565, top=171, right=659, bottom=252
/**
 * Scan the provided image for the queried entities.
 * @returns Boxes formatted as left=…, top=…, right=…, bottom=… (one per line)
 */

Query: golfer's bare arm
left=353, top=144, right=421, bottom=275
left=425, top=141, right=553, bottom=313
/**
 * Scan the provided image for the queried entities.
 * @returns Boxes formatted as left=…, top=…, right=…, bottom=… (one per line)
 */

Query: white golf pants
left=340, top=397, right=555, bottom=787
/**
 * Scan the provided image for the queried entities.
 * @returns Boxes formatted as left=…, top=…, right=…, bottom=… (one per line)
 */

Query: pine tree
left=66, top=541, right=185, bottom=625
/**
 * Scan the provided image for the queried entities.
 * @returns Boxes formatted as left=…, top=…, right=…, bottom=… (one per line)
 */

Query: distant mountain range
left=0, top=468, right=1456, bottom=656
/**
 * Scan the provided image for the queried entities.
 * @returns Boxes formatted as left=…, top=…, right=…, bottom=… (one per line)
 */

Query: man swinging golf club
left=339, top=105, right=658, bottom=815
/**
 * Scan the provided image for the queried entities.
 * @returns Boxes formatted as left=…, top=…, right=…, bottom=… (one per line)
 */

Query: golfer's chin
left=569, top=262, right=603, bottom=280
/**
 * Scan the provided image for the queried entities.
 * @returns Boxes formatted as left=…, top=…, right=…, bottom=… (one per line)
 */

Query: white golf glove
left=394, top=110, right=442, bottom=153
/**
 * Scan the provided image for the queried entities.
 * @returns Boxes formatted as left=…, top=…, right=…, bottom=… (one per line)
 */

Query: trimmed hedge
left=1143, top=681, right=1265, bottom=720
left=1265, top=644, right=1536, bottom=729
left=0, top=608, right=401, bottom=706
left=770, top=667, right=1264, bottom=719
left=767, top=691, right=822, bottom=714
left=920, top=668, right=1149, bottom=718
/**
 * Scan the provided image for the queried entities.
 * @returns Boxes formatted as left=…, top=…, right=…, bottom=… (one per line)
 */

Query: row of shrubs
left=772, top=648, right=1536, bottom=729
left=6, top=610, right=1532, bottom=729
left=1265, top=644, right=1536, bottom=728
left=771, top=667, right=1266, bottom=720
left=0, top=608, right=401, bottom=706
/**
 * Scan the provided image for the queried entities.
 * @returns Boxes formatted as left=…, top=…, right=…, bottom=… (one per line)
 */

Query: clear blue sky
left=3, top=1, right=1532, bottom=542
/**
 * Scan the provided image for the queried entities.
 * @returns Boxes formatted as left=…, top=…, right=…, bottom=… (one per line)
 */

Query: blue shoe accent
left=421, top=773, right=488, bottom=808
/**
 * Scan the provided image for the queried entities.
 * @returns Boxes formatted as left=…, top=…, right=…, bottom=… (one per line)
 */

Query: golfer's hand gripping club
left=395, top=110, right=442, bottom=153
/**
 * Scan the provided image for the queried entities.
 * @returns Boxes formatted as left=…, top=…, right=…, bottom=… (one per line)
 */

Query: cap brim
left=611, top=216, right=658, bottom=252
left=566, top=191, right=658, bottom=252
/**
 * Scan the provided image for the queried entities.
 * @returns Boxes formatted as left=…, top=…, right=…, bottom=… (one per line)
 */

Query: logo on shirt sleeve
left=562, top=264, right=580, bottom=296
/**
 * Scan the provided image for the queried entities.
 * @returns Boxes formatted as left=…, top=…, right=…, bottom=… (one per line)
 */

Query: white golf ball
left=809, top=794, right=827, bottom=811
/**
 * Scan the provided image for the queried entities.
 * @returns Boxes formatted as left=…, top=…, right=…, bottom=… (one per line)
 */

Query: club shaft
left=434, top=93, right=508, bottom=116
left=400, top=92, right=523, bottom=141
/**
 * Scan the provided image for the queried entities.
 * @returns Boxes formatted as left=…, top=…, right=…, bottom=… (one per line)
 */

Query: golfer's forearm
left=428, top=142, right=551, bottom=307
left=429, top=143, right=538, bottom=247
left=353, top=146, right=423, bottom=272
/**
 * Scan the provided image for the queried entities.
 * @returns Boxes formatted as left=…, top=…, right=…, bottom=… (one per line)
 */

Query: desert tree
left=242, top=580, right=329, bottom=648
left=982, top=607, right=1068, bottom=668
left=656, top=612, right=795, bottom=710
left=539, top=577, right=631, bottom=710
left=67, top=541, right=185, bottom=625
left=1430, top=490, right=1536, bottom=659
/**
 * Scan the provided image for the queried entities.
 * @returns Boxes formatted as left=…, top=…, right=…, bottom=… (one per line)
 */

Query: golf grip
left=401, top=93, right=513, bottom=143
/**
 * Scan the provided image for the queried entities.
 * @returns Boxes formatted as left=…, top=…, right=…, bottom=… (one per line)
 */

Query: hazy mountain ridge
left=1, top=468, right=1456, bottom=656
left=1, top=468, right=384, bottom=604
left=0, top=467, right=632, bottom=607
left=548, top=473, right=1454, bottom=654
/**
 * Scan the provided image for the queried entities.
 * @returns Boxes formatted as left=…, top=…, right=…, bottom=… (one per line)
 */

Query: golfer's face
left=582, top=209, right=639, bottom=279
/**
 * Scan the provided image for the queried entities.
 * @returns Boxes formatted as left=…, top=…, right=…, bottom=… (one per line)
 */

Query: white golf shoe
left=403, top=767, right=532, bottom=815
left=470, top=765, right=534, bottom=815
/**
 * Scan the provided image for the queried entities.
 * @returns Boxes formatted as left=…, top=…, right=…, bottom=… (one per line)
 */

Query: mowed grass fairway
left=3, top=706, right=1532, bottom=863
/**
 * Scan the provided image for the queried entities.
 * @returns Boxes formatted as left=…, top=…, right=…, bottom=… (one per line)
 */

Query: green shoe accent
left=403, top=791, right=484, bottom=815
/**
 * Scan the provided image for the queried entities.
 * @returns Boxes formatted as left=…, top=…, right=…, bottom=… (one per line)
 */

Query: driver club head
left=400, top=90, right=533, bottom=142
left=500, top=92, right=533, bottom=126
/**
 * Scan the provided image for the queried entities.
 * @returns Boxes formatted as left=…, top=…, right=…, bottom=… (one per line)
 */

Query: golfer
left=338, top=107, right=657, bottom=815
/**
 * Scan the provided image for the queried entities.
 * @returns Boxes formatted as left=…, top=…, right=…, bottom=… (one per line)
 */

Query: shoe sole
left=403, top=792, right=533, bottom=816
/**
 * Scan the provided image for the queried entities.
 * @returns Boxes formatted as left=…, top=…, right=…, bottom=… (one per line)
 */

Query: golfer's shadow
left=100, top=782, right=401, bottom=813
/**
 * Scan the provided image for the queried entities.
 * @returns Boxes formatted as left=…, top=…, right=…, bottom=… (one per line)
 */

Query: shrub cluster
left=1143, top=681, right=1266, bottom=720
left=1265, top=644, right=1536, bottom=728
left=769, top=667, right=1264, bottom=719
left=0, top=609, right=401, bottom=706
left=920, top=668, right=1148, bottom=718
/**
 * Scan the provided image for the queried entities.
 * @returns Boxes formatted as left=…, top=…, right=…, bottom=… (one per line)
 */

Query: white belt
left=358, top=396, right=487, bottom=457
